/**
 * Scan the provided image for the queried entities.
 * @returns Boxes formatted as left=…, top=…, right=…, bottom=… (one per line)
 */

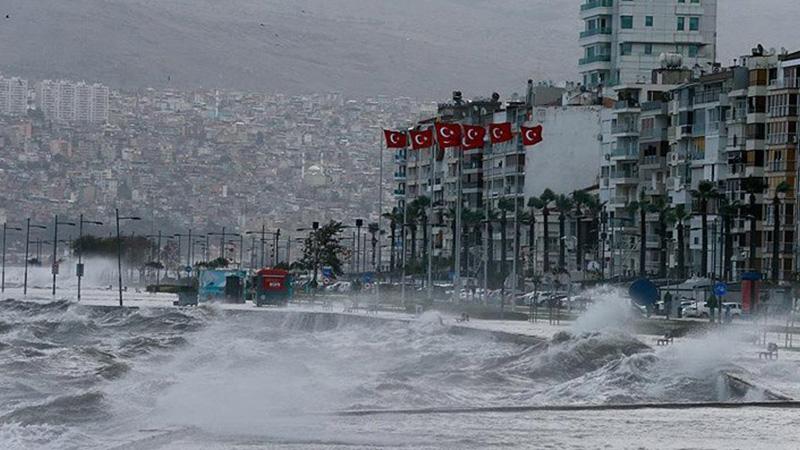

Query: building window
left=644, top=43, right=653, bottom=55
left=689, top=17, right=699, bottom=31
left=677, top=17, right=685, bottom=31
left=620, top=43, right=632, bottom=56
left=688, top=44, right=699, bottom=57
left=645, top=16, right=653, bottom=27
left=621, top=16, right=633, bottom=29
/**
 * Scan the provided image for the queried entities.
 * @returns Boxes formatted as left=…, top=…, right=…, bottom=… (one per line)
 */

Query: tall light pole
left=23, top=220, right=47, bottom=296
left=245, top=228, right=280, bottom=268
left=77, top=214, right=103, bottom=301
left=2, top=223, right=22, bottom=294
left=116, top=209, right=141, bottom=307
left=51, top=215, right=76, bottom=297
left=355, top=219, right=363, bottom=274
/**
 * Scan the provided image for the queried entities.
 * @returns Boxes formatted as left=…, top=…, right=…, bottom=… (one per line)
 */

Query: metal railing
left=581, top=0, right=613, bottom=11
left=612, top=123, right=639, bottom=134
left=579, top=54, right=611, bottom=65
left=580, top=27, right=613, bottom=39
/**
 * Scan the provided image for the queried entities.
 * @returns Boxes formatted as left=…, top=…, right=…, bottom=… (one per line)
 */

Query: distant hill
left=0, top=0, right=797, bottom=98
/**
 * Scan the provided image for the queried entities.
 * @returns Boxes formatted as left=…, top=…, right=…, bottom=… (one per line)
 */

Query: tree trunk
left=558, top=212, right=565, bottom=270
left=749, top=193, right=757, bottom=272
left=543, top=208, right=550, bottom=273
left=659, top=212, right=667, bottom=279
left=772, top=198, right=780, bottom=282
left=639, top=207, right=646, bottom=278
left=500, top=215, right=508, bottom=280
left=724, top=215, right=732, bottom=282
left=678, top=222, right=686, bottom=279
left=528, top=214, right=536, bottom=277
left=575, top=217, right=582, bottom=272
left=701, top=199, right=708, bottom=277
left=410, top=226, right=417, bottom=262
left=389, top=223, right=396, bottom=270
left=422, top=216, right=429, bottom=265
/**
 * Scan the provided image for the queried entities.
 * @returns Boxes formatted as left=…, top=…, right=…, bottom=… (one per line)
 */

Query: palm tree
left=650, top=197, right=672, bottom=279
left=571, top=190, right=595, bottom=272
left=691, top=180, right=720, bottom=277
left=405, top=202, right=420, bottom=262
left=367, top=222, right=380, bottom=269
left=540, top=189, right=557, bottom=272
left=382, top=207, right=402, bottom=271
left=497, top=197, right=516, bottom=281
left=667, top=204, right=690, bottom=280
left=742, top=177, right=767, bottom=272
left=771, top=180, right=791, bottom=282
left=626, top=192, right=652, bottom=278
left=445, top=207, right=458, bottom=263
left=554, top=194, right=574, bottom=271
left=718, top=197, right=740, bottom=282
left=527, top=196, right=545, bottom=277
left=412, top=196, right=431, bottom=265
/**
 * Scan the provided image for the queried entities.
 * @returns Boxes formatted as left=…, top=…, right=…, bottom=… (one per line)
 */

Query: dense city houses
left=393, top=0, right=800, bottom=286
left=0, top=75, right=435, bottom=261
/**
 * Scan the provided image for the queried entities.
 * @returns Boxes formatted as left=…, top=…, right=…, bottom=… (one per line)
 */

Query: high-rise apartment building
left=579, top=0, right=717, bottom=87
left=0, top=75, right=29, bottom=116
left=36, top=80, right=110, bottom=123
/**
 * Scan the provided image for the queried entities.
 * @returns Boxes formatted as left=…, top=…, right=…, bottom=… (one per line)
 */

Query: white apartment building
left=36, top=80, right=110, bottom=123
left=580, top=0, right=717, bottom=87
left=0, top=75, right=29, bottom=116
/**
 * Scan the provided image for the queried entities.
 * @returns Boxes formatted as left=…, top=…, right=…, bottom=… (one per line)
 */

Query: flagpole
left=401, top=142, right=408, bottom=310
left=452, top=146, right=463, bottom=305
left=377, top=130, right=384, bottom=302
left=427, top=143, right=434, bottom=303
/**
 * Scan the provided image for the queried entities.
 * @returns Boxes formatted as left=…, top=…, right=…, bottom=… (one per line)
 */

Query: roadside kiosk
left=254, top=268, right=293, bottom=307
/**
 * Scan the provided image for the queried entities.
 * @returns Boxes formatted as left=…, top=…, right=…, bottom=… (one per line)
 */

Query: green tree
left=742, top=177, right=767, bottom=272
left=667, top=204, right=690, bottom=280
left=554, top=194, right=574, bottom=271
left=650, top=197, right=672, bottom=279
left=771, top=180, right=791, bottom=282
left=539, top=189, right=557, bottom=272
left=368, top=222, right=380, bottom=269
left=382, top=207, right=402, bottom=271
left=526, top=196, right=546, bottom=277
left=626, top=192, right=652, bottom=278
left=497, top=197, right=516, bottom=280
left=299, top=221, right=346, bottom=285
left=718, top=197, right=741, bottom=282
left=691, top=180, right=720, bottom=277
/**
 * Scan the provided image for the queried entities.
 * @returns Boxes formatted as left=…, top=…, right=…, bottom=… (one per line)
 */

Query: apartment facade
left=580, top=0, right=717, bottom=87
left=36, top=80, right=110, bottom=123
left=0, top=75, right=29, bottom=116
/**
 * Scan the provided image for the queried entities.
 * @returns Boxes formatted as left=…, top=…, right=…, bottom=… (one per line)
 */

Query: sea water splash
left=0, top=294, right=778, bottom=448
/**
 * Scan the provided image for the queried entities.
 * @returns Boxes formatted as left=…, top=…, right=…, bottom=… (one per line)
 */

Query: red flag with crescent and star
left=434, top=123, right=462, bottom=149
left=489, top=122, right=513, bottom=144
left=462, top=125, right=486, bottom=150
left=410, top=129, right=434, bottom=150
left=383, top=129, right=407, bottom=148
left=520, top=125, right=544, bottom=147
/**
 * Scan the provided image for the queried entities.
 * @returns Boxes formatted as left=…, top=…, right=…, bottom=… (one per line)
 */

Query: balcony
left=581, top=0, right=613, bottom=11
left=766, top=160, right=796, bottom=172
left=393, top=171, right=406, bottom=180
left=393, top=189, right=406, bottom=197
left=693, top=91, right=721, bottom=106
left=611, top=146, right=638, bottom=160
left=768, top=106, right=799, bottom=118
left=580, top=27, right=613, bottom=39
left=579, top=54, right=611, bottom=65
left=767, top=133, right=798, bottom=146
left=639, top=128, right=668, bottom=142
left=612, top=123, right=639, bottom=135
left=641, top=155, right=667, bottom=168
left=769, top=78, right=800, bottom=90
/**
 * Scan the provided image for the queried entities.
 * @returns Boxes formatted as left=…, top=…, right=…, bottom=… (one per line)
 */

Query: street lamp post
left=51, top=215, right=77, bottom=297
left=2, top=223, right=23, bottom=294
left=116, top=209, right=141, bottom=307
left=146, top=231, right=164, bottom=291
left=355, top=219, right=363, bottom=275
left=23, top=219, right=48, bottom=296
left=77, top=214, right=103, bottom=301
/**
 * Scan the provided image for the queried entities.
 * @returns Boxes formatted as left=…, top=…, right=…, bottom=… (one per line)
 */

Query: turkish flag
left=410, top=129, right=434, bottom=150
left=383, top=129, right=407, bottom=148
left=462, top=125, right=486, bottom=150
left=435, top=123, right=462, bottom=149
left=521, top=125, right=544, bottom=146
left=489, top=122, right=513, bottom=144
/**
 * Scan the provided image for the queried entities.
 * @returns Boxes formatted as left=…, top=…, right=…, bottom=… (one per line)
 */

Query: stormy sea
left=0, top=294, right=798, bottom=449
